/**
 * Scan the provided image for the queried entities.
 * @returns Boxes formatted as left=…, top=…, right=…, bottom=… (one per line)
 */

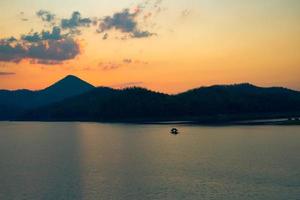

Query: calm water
left=0, top=122, right=299, bottom=200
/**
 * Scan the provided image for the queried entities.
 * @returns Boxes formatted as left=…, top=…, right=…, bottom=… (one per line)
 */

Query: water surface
left=0, top=122, right=299, bottom=200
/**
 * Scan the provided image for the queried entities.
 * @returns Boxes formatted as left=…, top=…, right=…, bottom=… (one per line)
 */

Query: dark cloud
left=132, top=30, right=154, bottom=38
left=36, top=10, right=55, bottom=22
left=0, top=40, right=26, bottom=62
left=0, top=10, right=98, bottom=65
left=98, top=8, right=155, bottom=39
left=21, top=26, right=64, bottom=42
left=61, top=11, right=93, bottom=29
left=27, top=38, right=79, bottom=61
left=0, top=5, right=159, bottom=66
left=41, top=26, right=64, bottom=40
left=0, top=36, right=80, bottom=64
left=0, top=72, right=16, bottom=76
left=1, top=11, right=85, bottom=65
left=99, top=9, right=138, bottom=33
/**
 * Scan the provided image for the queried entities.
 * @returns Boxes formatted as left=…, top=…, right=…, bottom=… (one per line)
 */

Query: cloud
left=30, top=59, right=63, bottom=65
left=0, top=72, right=16, bottom=76
left=0, top=40, right=25, bottom=62
left=112, top=81, right=144, bottom=88
left=0, top=10, right=96, bottom=65
left=0, top=5, right=160, bottom=66
left=102, top=33, right=108, bottom=40
left=98, top=8, right=155, bottom=39
left=98, top=9, right=137, bottom=33
left=36, top=10, right=55, bottom=22
left=19, top=11, right=29, bottom=22
left=181, top=9, right=191, bottom=18
left=29, top=38, right=79, bottom=60
left=132, top=30, right=154, bottom=38
left=0, top=24, right=80, bottom=64
left=134, top=59, right=149, bottom=65
left=0, top=36, right=80, bottom=64
left=99, top=58, right=149, bottom=71
left=21, top=26, right=64, bottom=42
left=99, top=61, right=121, bottom=70
left=61, top=11, right=93, bottom=29
left=123, top=58, right=132, bottom=64
left=102, top=64, right=121, bottom=70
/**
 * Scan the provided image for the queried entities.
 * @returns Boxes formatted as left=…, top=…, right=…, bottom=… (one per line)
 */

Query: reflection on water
left=0, top=122, right=299, bottom=200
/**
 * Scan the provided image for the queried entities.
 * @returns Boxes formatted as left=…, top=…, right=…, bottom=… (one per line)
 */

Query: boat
left=170, top=128, right=179, bottom=134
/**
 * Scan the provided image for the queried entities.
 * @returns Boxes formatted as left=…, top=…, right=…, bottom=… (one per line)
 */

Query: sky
left=0, top=0, right=299, bottom=93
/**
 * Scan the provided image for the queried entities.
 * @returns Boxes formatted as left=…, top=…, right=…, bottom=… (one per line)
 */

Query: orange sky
left=0, top=0, right=299, bottom=93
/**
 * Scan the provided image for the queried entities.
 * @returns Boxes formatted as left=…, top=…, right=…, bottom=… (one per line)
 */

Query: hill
left=0, top=75, right=94, bottom=119
left=20, top=82, right=300, bottom=122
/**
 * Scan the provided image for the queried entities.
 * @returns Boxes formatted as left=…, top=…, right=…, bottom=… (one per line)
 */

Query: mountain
left=0, top=75, right=94, bottom=119
left=22, top=87, right=173, bottom=121
left=176, top=83, right=300, bottom=115
left=36, top=75, right=94, bottom=105
left=1, top=76, right=300, bottom=122
left=20, top=83, right=300, bottom=122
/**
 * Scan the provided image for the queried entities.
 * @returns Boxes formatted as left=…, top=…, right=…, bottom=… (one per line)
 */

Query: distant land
left=1, top=75, right=300, bottom=124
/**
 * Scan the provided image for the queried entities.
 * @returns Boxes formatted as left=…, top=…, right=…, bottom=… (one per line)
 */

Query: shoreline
left=1, top=118, right=300, bottom=126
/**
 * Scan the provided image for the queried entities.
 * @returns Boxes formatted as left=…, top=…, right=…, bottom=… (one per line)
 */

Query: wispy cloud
left=36, top=10, right=56, bottom=22
left=99, top=62, right=121, bottom=70
left=123, top=58, right=132, bottom=64
left=0, top=72, right=16, bottom=76
left=112, top=81, right=144, bottom=88
left=99, top=58, right=149, bottom=71
left=102, top=33, right=108, bottom=40
left=180, top=9, right=192, bottom=19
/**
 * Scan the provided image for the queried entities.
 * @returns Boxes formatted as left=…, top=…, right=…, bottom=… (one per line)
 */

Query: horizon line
left=1, top=74, right=299, bottom=94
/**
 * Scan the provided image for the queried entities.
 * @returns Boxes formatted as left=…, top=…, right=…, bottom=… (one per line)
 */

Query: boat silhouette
left=170, top=128, right=179, bottom=134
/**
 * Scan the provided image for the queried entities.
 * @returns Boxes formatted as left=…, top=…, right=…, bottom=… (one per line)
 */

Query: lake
left=0, top=122, right=299, bottom=200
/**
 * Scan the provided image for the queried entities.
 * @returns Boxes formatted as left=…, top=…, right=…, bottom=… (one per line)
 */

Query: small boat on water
left=170, top=128, right=179, bottom=134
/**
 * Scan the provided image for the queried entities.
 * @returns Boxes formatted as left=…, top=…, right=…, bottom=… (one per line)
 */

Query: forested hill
left=0, top=75, right=94, bottom=119
left=19, top=82, right=300, bottom=122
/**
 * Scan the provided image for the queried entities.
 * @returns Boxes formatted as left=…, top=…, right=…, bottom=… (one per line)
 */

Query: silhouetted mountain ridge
left=0, top=75, right=94, bottom=119
left=18, top=81, right=300, bottom=122
left=1, top=76, right=300, bottom=121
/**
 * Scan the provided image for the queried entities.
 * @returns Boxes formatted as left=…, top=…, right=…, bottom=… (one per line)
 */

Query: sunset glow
left=0, top=0, right=299, bottom=93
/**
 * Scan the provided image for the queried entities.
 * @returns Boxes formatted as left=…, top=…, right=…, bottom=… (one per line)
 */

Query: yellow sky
left=0, top=0, right=299, bottom=93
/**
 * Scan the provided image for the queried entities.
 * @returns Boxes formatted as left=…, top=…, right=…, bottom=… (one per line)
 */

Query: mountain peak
left=40, top=75, right=95, bottom=98
left=48, top=75, right=94, bottom=90
left=62, top=75, right=80, bottom=80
